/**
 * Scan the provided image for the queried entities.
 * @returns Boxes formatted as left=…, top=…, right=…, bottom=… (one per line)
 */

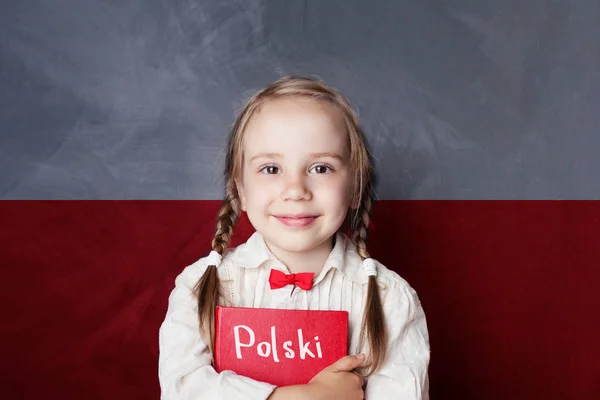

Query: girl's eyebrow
left=249, top=153, right=282, bottom=163
left=249, top=152, right=345, bottom=163
left=310, top=152, right=345, bottom=161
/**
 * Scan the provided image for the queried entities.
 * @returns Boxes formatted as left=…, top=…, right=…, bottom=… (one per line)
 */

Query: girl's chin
left=263, top=232, right=336, bottom=253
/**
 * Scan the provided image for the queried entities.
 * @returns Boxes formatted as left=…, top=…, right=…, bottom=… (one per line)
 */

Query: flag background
left=1, top=1, right=599, bottom=399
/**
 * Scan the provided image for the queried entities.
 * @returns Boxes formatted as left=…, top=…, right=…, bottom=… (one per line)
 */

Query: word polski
left=233, top=325, right=323, bottom=362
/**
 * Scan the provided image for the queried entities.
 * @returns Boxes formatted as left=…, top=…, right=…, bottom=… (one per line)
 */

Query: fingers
left=330, top=354, right=366, bottom=372
left=353, top=371, right=365, bottom=388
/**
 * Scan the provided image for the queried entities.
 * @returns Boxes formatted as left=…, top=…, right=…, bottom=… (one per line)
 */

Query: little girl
left=159, top=76, right=430, bottom=399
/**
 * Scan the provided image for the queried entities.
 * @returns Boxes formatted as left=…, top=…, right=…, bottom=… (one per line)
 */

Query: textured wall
left=1, top=0, right=599, bottom=199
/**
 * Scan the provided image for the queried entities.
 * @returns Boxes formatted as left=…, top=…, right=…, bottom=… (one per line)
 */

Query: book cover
left=214, top=306, right=348, bottom=386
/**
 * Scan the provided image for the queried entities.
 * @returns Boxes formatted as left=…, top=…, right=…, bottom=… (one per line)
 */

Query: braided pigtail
left=352, top=181, right=387, bottom=376
left=194, top=178, right=241, bottom=360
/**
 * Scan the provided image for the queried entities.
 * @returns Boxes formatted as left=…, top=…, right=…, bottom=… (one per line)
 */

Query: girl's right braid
left=211, top=179, right=242, bottom=253
left=196, top=179, right=241, bottom=359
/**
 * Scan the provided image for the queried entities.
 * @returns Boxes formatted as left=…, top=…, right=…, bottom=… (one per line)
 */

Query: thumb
left=330, top=354, right=365, bottom=372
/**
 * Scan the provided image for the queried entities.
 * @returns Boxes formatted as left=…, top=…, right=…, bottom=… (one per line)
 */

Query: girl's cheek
left=249, top=176, right=279, bottom=197
left=246, top=173, right=271, bottom=188
left=328, top=178, right=354, bottom=205
left=318, top=175, right=350, bottom=192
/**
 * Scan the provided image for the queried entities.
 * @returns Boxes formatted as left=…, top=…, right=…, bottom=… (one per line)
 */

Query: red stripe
left=1, top=200, right=599, bottom=399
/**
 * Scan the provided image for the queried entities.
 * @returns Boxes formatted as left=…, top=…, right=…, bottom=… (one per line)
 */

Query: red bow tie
left=268, top=269, right=315, bottom=291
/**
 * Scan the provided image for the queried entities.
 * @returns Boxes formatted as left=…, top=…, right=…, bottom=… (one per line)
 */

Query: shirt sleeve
left=364, top=282, right=431, bottom=400
left=158, top=260, right=277, bottom=400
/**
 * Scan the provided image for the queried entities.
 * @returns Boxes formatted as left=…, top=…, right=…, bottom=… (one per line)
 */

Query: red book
left=214, top=306, right=348, bottom=386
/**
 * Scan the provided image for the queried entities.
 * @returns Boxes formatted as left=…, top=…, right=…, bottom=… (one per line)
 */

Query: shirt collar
left=232, top=230, right=369, bottom=284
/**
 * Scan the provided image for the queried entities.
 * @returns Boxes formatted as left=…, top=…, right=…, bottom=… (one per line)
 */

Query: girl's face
left=237, top=97, right=354, bottom=255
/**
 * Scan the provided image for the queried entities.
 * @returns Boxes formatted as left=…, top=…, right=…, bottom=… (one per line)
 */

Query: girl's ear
left=235, top=178, right=247, bottom=212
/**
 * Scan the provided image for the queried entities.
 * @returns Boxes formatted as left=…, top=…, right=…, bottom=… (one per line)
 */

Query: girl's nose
left=281, top=174, right=312, bottom=201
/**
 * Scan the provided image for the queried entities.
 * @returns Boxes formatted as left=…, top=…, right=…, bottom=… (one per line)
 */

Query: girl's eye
left=310, top=164, right=332, bottom=174
left=261, top=166, right=280, bottom=174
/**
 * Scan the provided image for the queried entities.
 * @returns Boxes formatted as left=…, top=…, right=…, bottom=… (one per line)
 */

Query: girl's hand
left=267, top=354, right=365, bottom=400
left=305, top=354, right=366, bottom=400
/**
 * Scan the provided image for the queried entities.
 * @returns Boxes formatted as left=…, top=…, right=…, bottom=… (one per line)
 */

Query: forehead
left=242, top=97, right=349, bottom=157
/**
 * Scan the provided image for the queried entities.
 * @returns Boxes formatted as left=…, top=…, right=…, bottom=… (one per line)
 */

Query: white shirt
left=159, top=231, right=430, bottom=399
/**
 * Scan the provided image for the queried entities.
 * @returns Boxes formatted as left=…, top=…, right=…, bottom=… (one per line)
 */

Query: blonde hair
left=194, top=75, right=387, bottom=376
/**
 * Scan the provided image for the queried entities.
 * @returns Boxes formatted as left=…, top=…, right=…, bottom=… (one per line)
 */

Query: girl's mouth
left=274, top=215, right=318, bottom=227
